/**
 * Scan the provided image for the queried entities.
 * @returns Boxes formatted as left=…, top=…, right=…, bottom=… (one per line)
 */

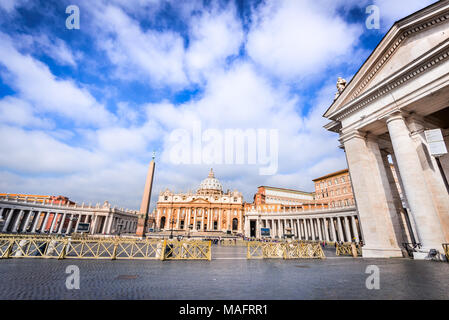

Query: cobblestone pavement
left=0, top=245, right=448, bottom=300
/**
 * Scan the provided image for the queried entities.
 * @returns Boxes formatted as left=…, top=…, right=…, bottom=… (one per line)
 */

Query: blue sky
left=0, top=0, right=438, bottom=209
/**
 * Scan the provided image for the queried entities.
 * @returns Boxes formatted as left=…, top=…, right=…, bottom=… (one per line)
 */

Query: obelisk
left=136, top=152, right=156, bottom=237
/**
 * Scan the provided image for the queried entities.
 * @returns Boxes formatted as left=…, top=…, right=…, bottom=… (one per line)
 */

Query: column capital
left=339, top=129, right=367, bottom=144
left=380, top=110, right=410, bottom=125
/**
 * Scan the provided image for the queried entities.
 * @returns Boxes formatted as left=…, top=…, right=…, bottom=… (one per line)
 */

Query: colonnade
left=244, top=207, right=361, bottom=243
left=0, top=197, right=139, bottom=235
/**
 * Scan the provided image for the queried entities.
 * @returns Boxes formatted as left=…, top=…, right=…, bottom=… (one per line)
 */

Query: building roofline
left=312, top=169, right=349, bottom=182
left=258, top=186, right=314, bottom=195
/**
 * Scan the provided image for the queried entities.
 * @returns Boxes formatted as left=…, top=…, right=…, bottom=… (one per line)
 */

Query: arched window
left=232, top=218, right=238, bottom=231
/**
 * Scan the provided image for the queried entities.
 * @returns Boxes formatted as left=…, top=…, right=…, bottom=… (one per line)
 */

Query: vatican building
left=154, top=169, right=244, bottom=234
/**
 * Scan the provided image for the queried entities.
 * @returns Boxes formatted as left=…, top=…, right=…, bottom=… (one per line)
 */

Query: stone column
left=380, top=149, right=411, bottom=244
left=344, top=216, right=352, bottom=242
left=13, top=210, right=25, bottom=233
left=351, top=216, right=359, bottom=242
left=58, top=213, right=67, bottom=234
left=227, top=210, right=231, bottom=231
left=341, top=130, right=403, bottom=257
left=218, top=209, right=222, bottom=232
left=300, top=219, right=305, bottom=239
left=65, top=214, right=73, bottom=234
left=3, top=210, right=16, bottom=232
left=337, top=217, right=344, bottom=242
left=310, top=219, right=315, bottom=240
left=166, top=209, right=172, bottom=231
left=22, top=211, right=33, bottom=232
left=156, top=209, right=161, bottom=229
left=0, top=207, right=4, bottom=219
left=176, top=209, right=181, bottom=229
left=31, top=212, right=42, bottom=233
left=49, top=213, right=58, bottom=233
left=91, top=215, right=98, bottom=234
left=329, top=218, right=336, bottom=242
left=239, top=210, right=243, bottom=232
left=317, top=219, right=323, bottom=241
left=101, top=216, right=109, bottom=234
left=193, top=209, right=197, bottom=231
left=74, top=213, right=81, bottom=232
left=201, top=209, right=205, bottom=231
left=324, top=218, right=330, bottom=242
left=244, top=216, right=250, bottom=237
left=386, top=113, right=447, bottom=252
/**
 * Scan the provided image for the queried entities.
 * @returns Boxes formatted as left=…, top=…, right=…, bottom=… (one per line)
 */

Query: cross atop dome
left=208, top=168, right=215, bottom=178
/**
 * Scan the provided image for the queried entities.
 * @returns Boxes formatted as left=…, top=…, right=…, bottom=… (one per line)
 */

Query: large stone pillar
left=13, top=210, right=24, bottom=233
left=58, top=213, right=67, bottom=234
left=49, top=213, right=58, bottom=233
left=22, top=211, right=33, bottom=232
left=386, top=113, right=447, bottom=254
left=193, top=209, right=197, bottom=231
left=323, top=218, right=330, bottom=241
left=341, top=130, right=403, bottom=257
left=337, top=217, right=344, bottom=242
left=344, top=216, right=352, bottom=242
left=2, top=209, right=15, bottom=232
left=351, top=216, right=359, bottom=242
left=31, top=212, right=42, bottom=233
left=329, top=218, right=336, bottom=242
left=380, top=150, right=414, bottom=245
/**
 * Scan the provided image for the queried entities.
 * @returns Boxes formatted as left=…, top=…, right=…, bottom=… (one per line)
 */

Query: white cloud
left=0, top=96, right=53, bottom=128
left=0, top=126, right=105, bottom=174
left=185, top=5, right=244, bottom=82
left=92, top=5, right=187, bottom=87
left=246, top=0, right=363, bottom=80
left=0, top=32, right=115, bottom=126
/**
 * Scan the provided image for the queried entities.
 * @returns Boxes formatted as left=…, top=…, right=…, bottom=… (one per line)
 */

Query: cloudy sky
left=0, top=0, right=438, bottom=210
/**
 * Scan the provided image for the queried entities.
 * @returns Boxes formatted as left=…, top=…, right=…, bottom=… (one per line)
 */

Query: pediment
left=189, top=198, right=211, bottom=204
left=325, top=1, right=449, bottom=119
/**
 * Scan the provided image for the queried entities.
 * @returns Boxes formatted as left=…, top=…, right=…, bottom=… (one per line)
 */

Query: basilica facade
left=155, top=169, right=244, bottom=234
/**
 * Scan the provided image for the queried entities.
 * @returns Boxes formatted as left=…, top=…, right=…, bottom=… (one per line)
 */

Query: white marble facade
left=324, top=1, right=449, bottom=258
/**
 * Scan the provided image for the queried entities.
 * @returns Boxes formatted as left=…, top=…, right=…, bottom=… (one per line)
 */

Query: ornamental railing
left=335, top=242, right=362, bottom=257
left=0, top=235, right=211, bottom=261
left=247, top=241, right=325, bottom=259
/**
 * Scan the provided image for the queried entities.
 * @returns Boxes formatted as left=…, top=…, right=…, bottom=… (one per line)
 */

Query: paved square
left=0, top=246, right=448, bottom=299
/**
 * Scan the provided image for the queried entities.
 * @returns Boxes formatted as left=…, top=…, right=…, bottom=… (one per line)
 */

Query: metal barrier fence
left=247, top=241, right=325, bottom=259
left=220, top=239, right=248, bottom=246
left=443, top=244, right=449, bottom=262
left=0, top=235, right=211, bottom=261
left=336, top=243, right=362, bottom=257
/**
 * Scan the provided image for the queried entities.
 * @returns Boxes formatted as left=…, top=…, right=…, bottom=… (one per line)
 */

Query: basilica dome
left=198, top=169, right=223, bottom=194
